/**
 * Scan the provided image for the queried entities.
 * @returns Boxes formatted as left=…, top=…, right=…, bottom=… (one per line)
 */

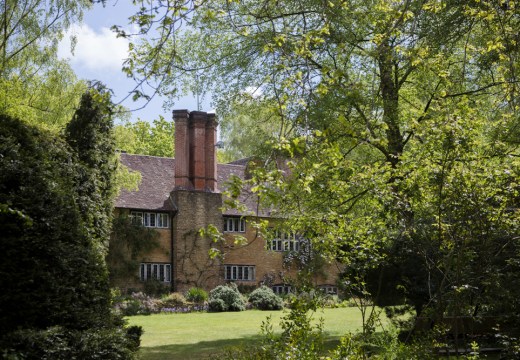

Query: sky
left=58, top=1, right=212, bottom=123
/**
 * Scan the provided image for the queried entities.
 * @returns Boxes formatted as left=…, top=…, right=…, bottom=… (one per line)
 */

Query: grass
left=127, top=307, right=382, bottom=360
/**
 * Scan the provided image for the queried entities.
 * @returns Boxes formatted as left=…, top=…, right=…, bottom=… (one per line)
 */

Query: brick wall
left=171, top=190, right=223, bottom=293
left=222, top=218, right=344, bottom=289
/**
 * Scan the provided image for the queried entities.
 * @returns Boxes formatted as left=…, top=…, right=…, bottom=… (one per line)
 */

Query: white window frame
left=131, top=211, right=169, bottom=228
left=319, top=285, right=338, bottom=295
left=157, top=213, right=169, bottom=228
left=272, top=284, right=292, bottom=295
left=224, top=265, right=255, bottom=281
left=271, top=232, right=300, bottom=252
left=139, top=263, right=171, bottom=283
left=223, top=217, right=246, bottom=233
left=131, top=211, right=144, bottom=225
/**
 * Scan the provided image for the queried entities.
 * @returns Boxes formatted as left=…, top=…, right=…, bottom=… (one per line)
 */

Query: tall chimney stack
left=205, top=113, right=217, bottom=192
left=173, top=109, right=191, bottom=189
left=173, top=109, right=218, bottom=192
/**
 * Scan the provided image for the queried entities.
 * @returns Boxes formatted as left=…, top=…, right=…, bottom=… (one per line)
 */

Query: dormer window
left=223, top=216, right=246, bottom=233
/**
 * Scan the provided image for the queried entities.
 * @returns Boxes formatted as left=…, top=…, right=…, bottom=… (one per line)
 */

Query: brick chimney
left=173, top=109, right=218, bottom=192
left=205, top=113, right=217, bottom=192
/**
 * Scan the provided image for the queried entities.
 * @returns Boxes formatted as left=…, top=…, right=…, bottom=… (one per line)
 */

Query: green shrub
left=160, top=292, right=188, bottom=308
left=186, top=287, right=208, bottom=303
left=115, top=292, right=161, bottom=316
left=208, top=283, right=245, bottom=312
left=249, top=286, right=284, bottom=310
left=143, top=279, right=170, bottom=297
left=1, top=326, right=138, bottom=359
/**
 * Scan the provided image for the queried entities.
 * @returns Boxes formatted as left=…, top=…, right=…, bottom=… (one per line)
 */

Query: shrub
left=208, top=283, right=245, bottom=312
left=186, top=287, right=208, bottom=303
left=115, top=292, right=161, bottom=316
left=143, top=279, right=170, bottom=297
left=160, top=292, right=188, bottom=308
left=1, top=326, right=138, bottom=360
left=249, top=286, right=284, bottom=310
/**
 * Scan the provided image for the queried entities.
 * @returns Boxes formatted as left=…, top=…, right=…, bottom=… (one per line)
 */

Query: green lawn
left=127, top=307, right=380, bottom=360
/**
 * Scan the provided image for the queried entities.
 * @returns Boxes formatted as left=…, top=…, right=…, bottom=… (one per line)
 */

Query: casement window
left=224, top=265, right=255, bottom=281
left=131, top=211, right=169, bottom=228
left=272, top=284, right=292, bottom=295
left=270, top=232, right=300, bottom=252
left=139, top=263, right=171, bottom=283
left=223, top=216, right=246, bottom=233
left=319, top=285, right=338, bottom=295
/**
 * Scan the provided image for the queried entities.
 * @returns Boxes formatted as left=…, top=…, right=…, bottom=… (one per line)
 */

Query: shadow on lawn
left=139, top=334, right=343, bottom=360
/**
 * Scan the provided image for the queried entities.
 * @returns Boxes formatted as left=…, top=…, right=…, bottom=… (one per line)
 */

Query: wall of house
left=109, top=208, right=173, bottom=292
left=171, top=190, right=224, bottom=293
left=222, top=218, right=343, bottom=291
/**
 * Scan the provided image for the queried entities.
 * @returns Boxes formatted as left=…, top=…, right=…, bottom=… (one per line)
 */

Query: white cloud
left=58, top=24, right=129, bottom=72
left=244, top=86, right=263, bottom=98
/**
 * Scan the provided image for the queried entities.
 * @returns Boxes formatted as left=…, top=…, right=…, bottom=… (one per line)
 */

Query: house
left=113, top=109, right=343, bottom=295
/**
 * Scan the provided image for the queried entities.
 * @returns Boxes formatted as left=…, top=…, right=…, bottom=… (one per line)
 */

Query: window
left=223, top=216, right=246, bottom=233
left=139, top=263, right=171, bottom=283
left=272, top=284, right=292, bottom=295
left=131, top=211, right=143, bottom=225
left=131, top=211, right=169, bottom=228
left=319, top=285, right=338, bottom=295
left=270, top=232, right=300, bottom=252
left=224, top=265, right=255, bottom=281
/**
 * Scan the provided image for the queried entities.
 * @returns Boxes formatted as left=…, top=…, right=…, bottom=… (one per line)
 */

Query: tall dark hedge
left=0, top=88, right=136, bottom=358
left=65, top=86, right=117, bottom=250
left=0, top=114, right=112, bottom=332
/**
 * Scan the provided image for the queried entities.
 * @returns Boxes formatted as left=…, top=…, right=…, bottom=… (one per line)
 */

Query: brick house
left=113, top=109, right=343, bottom=295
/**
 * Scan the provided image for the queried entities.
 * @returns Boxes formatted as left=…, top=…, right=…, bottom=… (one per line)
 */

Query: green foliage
left=208, top=283, right=246, bottom=312
left=248, top=286, right=284, bottom=311
left=107, top=214, right=160, bottom=287
left=123, top=0, right=520, bottom=351
left=114, top=292, right=162, bottom=316
left=114, top=115, right=175, bottom=157
left=1, top=61, right=87, bottom=133
left=114, top=157, right=142, bottom=195
left=259, top=292, right=324, bottom=360
left=0, top=1, right=89, bottom=132
left=186, top=287, right=209, bottom=304
left=1, top=325, right=137, bottom=360
left=65, top=84, right=118, bottom=252
left=0, top=0, right=88, bottom=76
left=161, top=293, right=188, bottom=308
left=0, top=114, right=137, bottom=356
left=143, top=279, right=171, bottom=297
left=0, top=114, right=111, bottom=332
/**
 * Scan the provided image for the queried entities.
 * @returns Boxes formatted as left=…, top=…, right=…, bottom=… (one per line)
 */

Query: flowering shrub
left=208, top=283, right=245, bottom=312
left=161, top=304, right=208, bottom=313
left=114, top=292, right=161, bottom=316
left=248, top=286, right=284, bottom=310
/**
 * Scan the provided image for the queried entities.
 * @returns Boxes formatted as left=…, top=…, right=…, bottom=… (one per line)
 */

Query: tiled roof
left=116, top=153, right=175, bottom=211
left=116, top=153, right=269, bottom=216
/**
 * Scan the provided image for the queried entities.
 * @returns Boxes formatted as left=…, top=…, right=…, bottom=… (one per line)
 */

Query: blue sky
left=58, top=1, right=212, bottom=123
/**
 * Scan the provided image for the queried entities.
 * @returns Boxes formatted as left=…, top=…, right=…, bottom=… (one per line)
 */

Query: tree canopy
left=121, top=0, right=520, bottom=334
left=114, top=115, right=175, bottom=157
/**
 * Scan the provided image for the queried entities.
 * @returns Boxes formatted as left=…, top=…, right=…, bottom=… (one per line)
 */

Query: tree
left=0, top=93, right=137, bottom=357
left=0, top=0, right=88, bottom=77
left=65, top=84, right=118, bottom=251
left=122, top=0, right=520, bottom=345
left=0, top=0, right=90, bottom=130
left=114, top=115, right=175, bottom=157
left=218, top=93, right=289, bottom=162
